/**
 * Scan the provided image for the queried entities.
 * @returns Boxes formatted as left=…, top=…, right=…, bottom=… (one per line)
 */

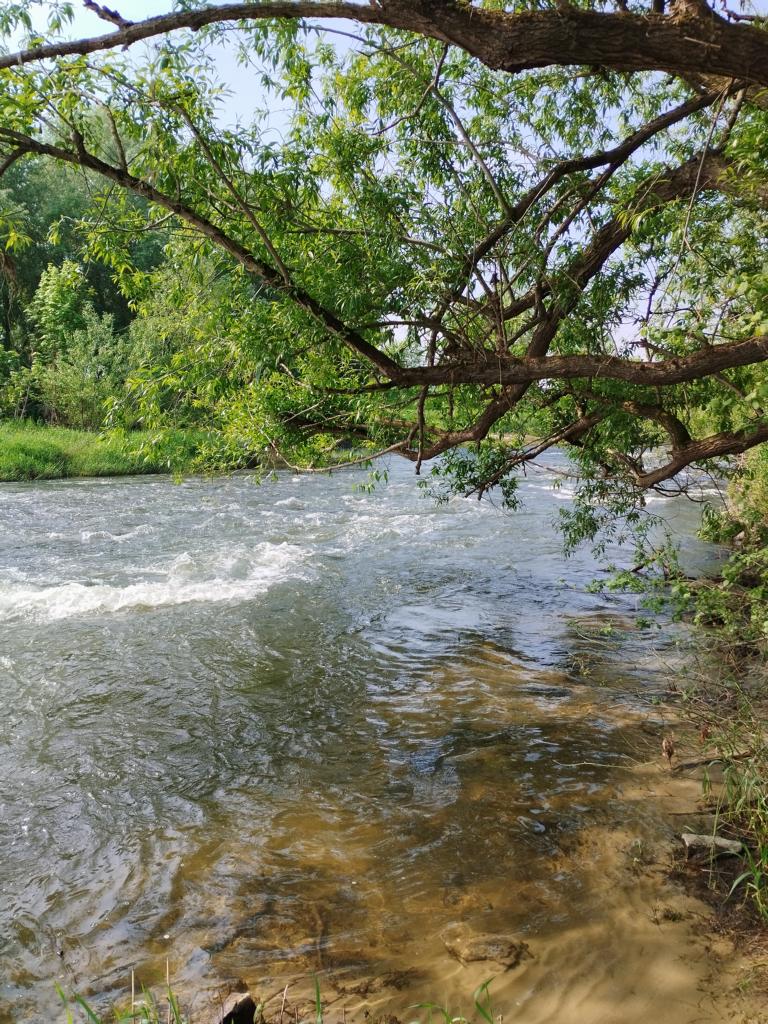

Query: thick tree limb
left=2, top=2, right=768, bottom=89
left=398, top=387, right=524, bottom=462
left=631, top=421, right=768, bottom=487
left=575, top=391, right=693, bottom=448
left=398, top=336, right=768, bottom=388
left=0, top=148, right=27, bottom=179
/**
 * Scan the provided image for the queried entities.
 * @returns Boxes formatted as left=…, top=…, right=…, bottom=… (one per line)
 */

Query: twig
left=83, top=1, right=133, bottom=29
left=270, top=439, right=409, bottom=473
left=553, top=759, right=632, bottom=768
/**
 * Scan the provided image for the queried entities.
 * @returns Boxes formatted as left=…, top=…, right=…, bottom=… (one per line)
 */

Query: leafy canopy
left=0, top=0, right=768, bottom=540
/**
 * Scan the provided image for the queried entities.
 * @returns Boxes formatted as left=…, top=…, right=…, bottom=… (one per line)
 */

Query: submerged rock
left=440, top=922, right=531, bottom=968
left=519, top=684, right=573, bottom=700
left=216, top=991, right=259, bottom=1024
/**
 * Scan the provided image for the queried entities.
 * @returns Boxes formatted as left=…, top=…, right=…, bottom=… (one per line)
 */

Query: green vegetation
left=59, top=984, right=185, bottom=1024
left=666, top=450, right=768, bottom=921
left=0, top=423, right=213, bottom=481
left=57, top=978, right=500, bottom=1024
left=1, top=1, right=768, bottom=517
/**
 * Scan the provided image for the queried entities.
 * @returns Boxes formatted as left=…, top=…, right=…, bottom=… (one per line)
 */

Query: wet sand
left=195, top=759, right=760, bottom=1024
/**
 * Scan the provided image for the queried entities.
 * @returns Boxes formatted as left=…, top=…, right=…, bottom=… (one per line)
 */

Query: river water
left=0, top=458, right=728, bottom=1023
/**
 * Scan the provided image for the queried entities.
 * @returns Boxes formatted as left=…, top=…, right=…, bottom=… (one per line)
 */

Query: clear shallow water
left=0, top=458, right=719, bottom=1021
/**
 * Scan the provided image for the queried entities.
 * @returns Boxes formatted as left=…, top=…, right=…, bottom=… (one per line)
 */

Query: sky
left=29, top=0, right=279, bottom=126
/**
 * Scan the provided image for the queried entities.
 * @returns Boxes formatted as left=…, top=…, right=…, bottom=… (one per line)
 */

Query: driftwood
left=681, top=832, right=743, bottom=857
left=673, top=750, right=754, bottom=772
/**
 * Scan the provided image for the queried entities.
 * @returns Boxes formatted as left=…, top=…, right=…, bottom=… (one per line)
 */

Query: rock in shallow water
left=440, top=922, right=531, bottom=969
left=216, top=991, right=258, bottom=1024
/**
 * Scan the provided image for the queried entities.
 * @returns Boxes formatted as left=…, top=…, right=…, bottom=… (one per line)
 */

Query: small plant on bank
left=57, top=975, right=187, bottom=1024
left=56, top=979, right=502, bottom=1024
left=678, top=656, right=768, bottom=921
left=730, top=845, right=768, bottom=922
left=408, top=980, right=499, bottom=1024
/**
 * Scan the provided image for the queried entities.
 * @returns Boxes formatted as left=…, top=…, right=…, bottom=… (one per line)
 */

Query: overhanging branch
left=398, top=336, right=768, bottom=388
left=0, top=130, right=403, bottom=380
left=1, top=2, right=767, bottom=89
left=632, top=421, right=768, bottom=487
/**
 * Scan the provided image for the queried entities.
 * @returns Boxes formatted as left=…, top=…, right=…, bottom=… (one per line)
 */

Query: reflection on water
left=0, top=458, right=720, bottom=1022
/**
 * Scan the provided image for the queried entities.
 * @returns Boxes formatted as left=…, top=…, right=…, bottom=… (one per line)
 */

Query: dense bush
left=0, top=260, right=157, bottom=429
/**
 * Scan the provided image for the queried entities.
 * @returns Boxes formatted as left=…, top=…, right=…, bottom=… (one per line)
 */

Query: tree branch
left=631, top=421, right=768, bottom=487
left=398, top=335, right=768, bottom=388
left=434, top=87, right=727, bottom=325
left=0, top=127, right=403, bottom=380
left=179, top=108, right=293, bottom=284
left=1, top=3, right=767, bottom=89
left=472, top=411, right=607, bottom=498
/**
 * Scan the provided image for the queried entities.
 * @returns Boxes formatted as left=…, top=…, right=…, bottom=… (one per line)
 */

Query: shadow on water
left=0, top=458, right=731, bottom=1022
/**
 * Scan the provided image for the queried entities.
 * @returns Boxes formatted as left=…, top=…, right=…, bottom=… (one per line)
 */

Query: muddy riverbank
left=192, top=706, right=765, bottom=1024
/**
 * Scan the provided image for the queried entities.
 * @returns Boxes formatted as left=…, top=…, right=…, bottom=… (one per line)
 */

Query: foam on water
left=80, top=523, right=155, bottom=544
left=0, top=541, right=306, bottom=622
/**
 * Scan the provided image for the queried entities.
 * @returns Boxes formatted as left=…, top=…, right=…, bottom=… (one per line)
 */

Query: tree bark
left=3, top=2, right=768, bottom=89
left=396, top=336, right=768, bottom=389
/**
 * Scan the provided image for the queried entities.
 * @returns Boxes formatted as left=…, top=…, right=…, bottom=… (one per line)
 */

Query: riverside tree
left=2, top=0, right=768, bottom=526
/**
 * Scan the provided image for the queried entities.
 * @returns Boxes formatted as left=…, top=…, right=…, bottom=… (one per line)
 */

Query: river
left=0, top=457, right=738, bottom=1023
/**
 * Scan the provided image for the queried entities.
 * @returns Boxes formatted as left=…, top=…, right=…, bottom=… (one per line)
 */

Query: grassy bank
left=0, top=422, right=214, bottom=482
left=671, top=447, right=768, bottom=922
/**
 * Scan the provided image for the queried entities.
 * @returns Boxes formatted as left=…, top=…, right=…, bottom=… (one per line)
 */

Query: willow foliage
left=0, top=1, right=767, bottom=541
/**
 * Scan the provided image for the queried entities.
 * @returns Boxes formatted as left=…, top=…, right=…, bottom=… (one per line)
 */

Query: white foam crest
left=0, top=542, right=307, bottom=622
left=341, top=511, right=439, bottom=545
left=642, top=493, right=671, bottom=505
left=80, top=524, right=155, bottom=544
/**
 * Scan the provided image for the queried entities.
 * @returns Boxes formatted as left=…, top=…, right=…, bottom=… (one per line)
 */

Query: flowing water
left=0, top=458, right=737, bottom=1023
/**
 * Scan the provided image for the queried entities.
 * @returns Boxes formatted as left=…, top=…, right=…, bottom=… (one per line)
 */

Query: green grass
left=0, top=422, right=212, bottom=482
left=58, top=984, right=186, bottom=1024
left=58, top=978, right=501, bottom=1024
left=680, top=666, right=768, bottom=921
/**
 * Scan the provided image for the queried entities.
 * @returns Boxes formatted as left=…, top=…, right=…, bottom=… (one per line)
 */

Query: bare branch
left=0, top=148, right=28, bottom=179
left=82, top=1, right=133, bottom=30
